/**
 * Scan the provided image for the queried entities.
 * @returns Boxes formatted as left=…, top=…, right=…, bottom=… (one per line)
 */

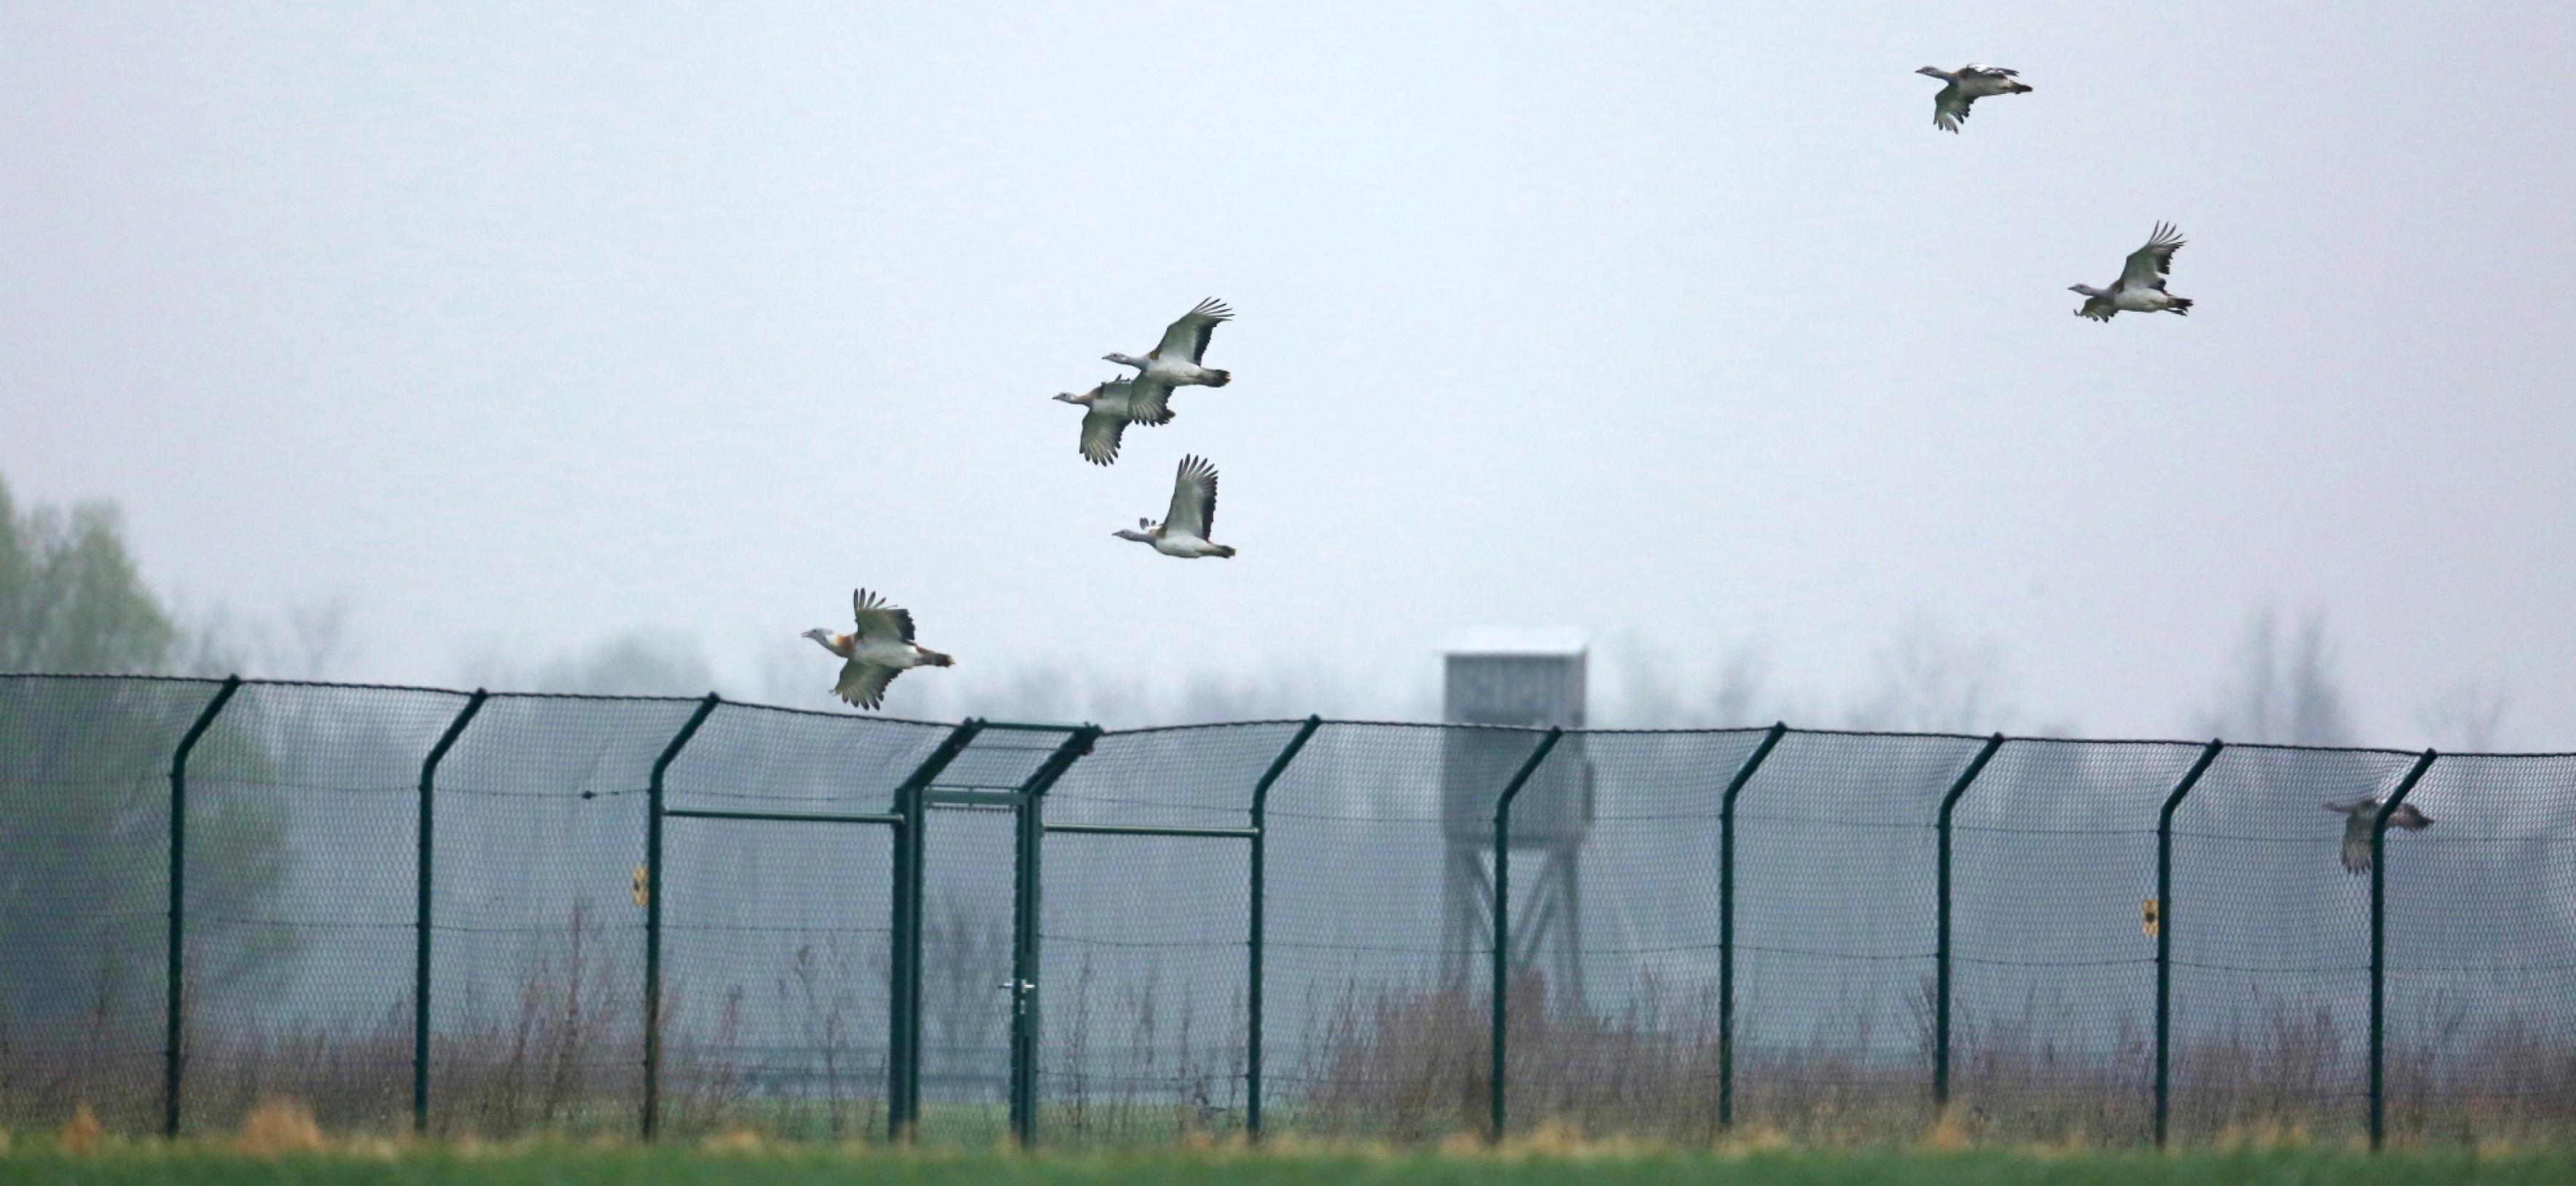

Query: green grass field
left=7, top=1144, right=2576, bottom=1186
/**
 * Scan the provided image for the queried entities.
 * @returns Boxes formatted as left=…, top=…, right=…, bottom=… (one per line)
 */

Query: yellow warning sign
left=2141, top=898, right=2160, bottom=936
left=633, top=865, right=650, bottom=907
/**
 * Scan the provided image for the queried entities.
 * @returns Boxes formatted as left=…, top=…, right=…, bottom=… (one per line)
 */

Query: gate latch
left=996, top=978, right=1036, bottom=1014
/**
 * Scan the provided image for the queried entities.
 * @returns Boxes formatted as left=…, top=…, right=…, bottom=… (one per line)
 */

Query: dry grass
left=8, top=918, right=2574, bottom=1150
left=59, top=1102, right=106, bottom=1153
left=234, top=1097, right=326, bottom=1155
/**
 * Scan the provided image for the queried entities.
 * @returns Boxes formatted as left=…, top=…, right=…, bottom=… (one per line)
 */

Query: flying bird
left=1115, top=454, right=1236, bottom=559
left=2071, top=223, right=2194, bottom=321
left=801, top=589, right=954, bottom=710
left=2322, top=796, right=2433, bottom=875
left=1105, top=298, right=1233, bottom=416
left=1054, top=377, right=1174, bottom=466
left=1916, top=64, right=2032, bottom=133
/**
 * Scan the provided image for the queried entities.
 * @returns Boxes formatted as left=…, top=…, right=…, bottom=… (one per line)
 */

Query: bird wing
left=2340, top=819, right=2373, bottom=874
left=1961, top=63, right=2018, bottom=78
left=2078, top=295, right=2118, bottom=322
left=1080, top=404, right=1130, bottom=466
left=1164, top=454, right=1218, bottom=539
left=833, top=658, right=902, bottom=710
left=851, top=588, right=917, bottom=643
left=1125, top=375, right=1178, bottom=425
left=1933, top=85, right=1971, bottom=133
left=1151, top=297, right=1232, bottom=364
left=2117, top=222, right=2186, bottom=292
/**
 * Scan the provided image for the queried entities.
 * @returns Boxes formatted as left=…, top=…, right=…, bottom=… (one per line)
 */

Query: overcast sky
left=6, top=3, right=2574, bottom=740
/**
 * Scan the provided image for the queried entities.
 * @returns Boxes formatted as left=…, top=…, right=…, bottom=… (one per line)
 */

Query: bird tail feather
left=1205, top=369, right=1231, bottom=387
left=2167, top=296, right=2193, bottom=315
left=1213, top=545, right=1237, bottom=558
left=921, top=650, right=955, bottom=667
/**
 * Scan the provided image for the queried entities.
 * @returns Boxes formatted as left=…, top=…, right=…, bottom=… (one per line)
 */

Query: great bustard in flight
left=1916, top=64, right=2032, bottom=133
left=802, top=589, right=954, bottom=710
left=2322, top=796, right=2433, bottom=875
left=1104, top=298, right=1233, bottom=417
left=1115, top=454, right=1235, bottom=559
left=2072, top=223, right=2194, bottom=322
left=1054, top=377, right=1173, bottom=466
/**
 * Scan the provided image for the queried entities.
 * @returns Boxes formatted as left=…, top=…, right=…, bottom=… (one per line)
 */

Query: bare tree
left=1600, top=632, right=1773, bottom=728
left=2198, top=610, right=2355, bottom=745
left=2416, top=681, right=2511, bottom=751
left=1845, top=612, right=2016, bottom=733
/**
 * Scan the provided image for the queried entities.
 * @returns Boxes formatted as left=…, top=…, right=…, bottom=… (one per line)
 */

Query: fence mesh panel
left=9, top=675, right=2576, bottom=1147
left=2385, top=752, right=2576, bottom=1143
left=2169, top=743, right=2425, bottom=1143
left=1036, top=722, right=1294, bottom=1145
left=1950, top=738, right=2204, bottom=1143
left=425, top=694, right=703, bottom=1137
left=181, top=681, right=472, bottom=1134
left=1261, top=723, right=1546, bottom=1141
left=1504, top=729, right=1767, bottom=1141
left=654, top=702, right=952, bottom=1140
left=0, top=675, right=225, bottom=1132
left=1729, top=729, right=1989, bottom=1139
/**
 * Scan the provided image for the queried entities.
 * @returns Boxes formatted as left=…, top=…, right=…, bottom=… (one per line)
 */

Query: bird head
left=799, top=627, right=833, bottom=646
left=1916, top=66, right=1949, bottom=78
left=1054, top=387, right=1095, bottom=407
left=2069, top=283, right=2101, bottom=296
left=1113, top=528, right=1154, bottom=543
left=1103, top=351, right=1146, bottom=369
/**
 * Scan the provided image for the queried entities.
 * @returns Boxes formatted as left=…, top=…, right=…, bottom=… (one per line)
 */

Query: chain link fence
left=2, top=675, right=2571, bottom=1147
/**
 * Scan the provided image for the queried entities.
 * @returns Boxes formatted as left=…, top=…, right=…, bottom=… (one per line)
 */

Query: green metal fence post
left=164, top=675, right=241, bottom=1139
left=412, top=689, right=488, bottom=1136
left=641, top=693, right=720, bottom=1142
left=1011, top=724, right=1101, bottom=1150
left=2153, top=738, right=2224, bottom=1147
left=1932, top=733, right=2006, bottom=1115
left=1718, top=723, right=1789, bottom=1129
left=887, top=719, right=984, bottom=1144
left=1488, top=727, right=1565, bottom=1143
left=2370, top=747, right=2439, bottom=1151
left=1248, top=715, right=1322, bottom=1142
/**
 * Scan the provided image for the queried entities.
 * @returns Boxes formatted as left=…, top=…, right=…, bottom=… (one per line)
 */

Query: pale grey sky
left=6, top=3, right=2574, bottom=740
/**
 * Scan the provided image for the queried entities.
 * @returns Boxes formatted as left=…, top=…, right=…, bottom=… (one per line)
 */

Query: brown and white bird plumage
left=802, top=589, right=953, bottom=710
left=2323, top=795, right=2433, bottom=875
left=1113, top=454, right=1236, bottom=559
left=1053, top=377, right=1174, bottom=466
left=1105, top=298, right=1234, bottom=416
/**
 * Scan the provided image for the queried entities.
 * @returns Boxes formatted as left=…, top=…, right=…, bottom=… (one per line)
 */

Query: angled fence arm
left=412, top=689, right=488, bottom=1136
left=1247, top=715, right=1322, bottom=1142
left=2370, top=747, right=2440, bottom=1151
left=1718, top=722, right=1790, bottom=1129
left=2153, top=738, right=2224, bottom=1147
left=640, top=693, right=721, bottom=1141
left=886, top=719, right=987, bottom=1142
left=1932, top=733, right=2007, bottom=1113
left=165, top=675, right=242, bottom=1139
left=1487, top=727, right=1565, bottom=1142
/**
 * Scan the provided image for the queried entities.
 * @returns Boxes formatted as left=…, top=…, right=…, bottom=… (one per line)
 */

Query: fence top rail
left=9, top=672, right=2576, bottom=757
